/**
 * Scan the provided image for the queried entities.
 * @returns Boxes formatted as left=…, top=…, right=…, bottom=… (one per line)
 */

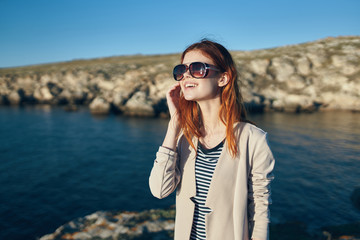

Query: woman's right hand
left=162, top=83, right=182, bottom=150
left=166, top=83, right=181, bottom=122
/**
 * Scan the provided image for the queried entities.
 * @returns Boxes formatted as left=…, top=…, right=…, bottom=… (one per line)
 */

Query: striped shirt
left=190, top=140, right=224, bottom=240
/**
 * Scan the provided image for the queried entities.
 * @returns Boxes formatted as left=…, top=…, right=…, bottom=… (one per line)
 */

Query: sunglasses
left=173, top=62, right=221, bottom=81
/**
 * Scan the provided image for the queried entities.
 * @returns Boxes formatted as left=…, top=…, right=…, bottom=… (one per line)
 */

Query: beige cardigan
left=149, top=122, right=275, bottom=240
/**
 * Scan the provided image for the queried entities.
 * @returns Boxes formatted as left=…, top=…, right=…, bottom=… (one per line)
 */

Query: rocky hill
left=1, top=36, right=359, bottom=116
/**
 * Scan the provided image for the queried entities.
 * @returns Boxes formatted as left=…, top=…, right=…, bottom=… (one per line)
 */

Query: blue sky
left=0, top=0, right=359, bottom=68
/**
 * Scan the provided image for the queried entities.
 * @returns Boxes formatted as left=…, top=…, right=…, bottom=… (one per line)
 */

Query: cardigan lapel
left=182, top=136, right=198, bottom=199
left=187, top=124, right=243, bottom=209
left=190, top=138, right=198, bottom=198
left=205, top=126, right=242, bottom=210
left=204, top=139, right=229, bottom=210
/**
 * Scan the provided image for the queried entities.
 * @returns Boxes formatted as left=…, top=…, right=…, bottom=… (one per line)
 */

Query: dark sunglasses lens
left=190, top=62, right=206, bottom=78
left=173, top=64, right=186, bottom=81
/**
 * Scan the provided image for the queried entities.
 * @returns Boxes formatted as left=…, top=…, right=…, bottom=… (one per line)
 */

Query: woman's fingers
left=167, top=83, right=180, bottom=97
left=166, top=83, right=181, bottom=118
left=167, top=83, right=180, bottom=103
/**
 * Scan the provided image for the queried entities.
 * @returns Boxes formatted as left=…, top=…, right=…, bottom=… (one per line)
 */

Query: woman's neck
left=197, top=97, right=226, bottom=148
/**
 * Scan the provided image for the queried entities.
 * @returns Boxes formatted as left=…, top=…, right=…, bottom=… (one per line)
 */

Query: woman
left=149, top=40, right=275, bottom=240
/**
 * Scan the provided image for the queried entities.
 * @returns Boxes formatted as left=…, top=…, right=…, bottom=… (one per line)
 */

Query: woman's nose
left=182, top=69, right=191, bottom=79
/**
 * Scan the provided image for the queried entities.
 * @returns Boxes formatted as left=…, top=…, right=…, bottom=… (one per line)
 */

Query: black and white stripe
left=190, top=141, right=224, bottom=240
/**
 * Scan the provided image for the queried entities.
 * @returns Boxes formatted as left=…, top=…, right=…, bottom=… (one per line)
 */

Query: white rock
left=97, top=229, right=114, bottom=238
left=114, top=225, right=130, bottom=235
left=123, top=91, right=154, bottom=116
left=306, top=52, right=325, bottom=68
left=249, top=59, right=269, bottom=75
left=286, top=75, right=306, bottom=90
left=285, top=94, right=312, bottom=106
left=163, top=220, right=175, bottom=230
left=259, top=87, right=287, bottom=100
left=271, top=94, right=313, bottom=112
left=8, top=91, right=21, bottom=105
left=64, top=72, right=79, bottom=88
left=342, top=81, right=360, bottom=95
left=149, top=73, right=173, bottom=99
left=34, top=87, right=53, bottom=102
left=17, top=76, right=35, bottom=91
left=271, top=57, right=295, bottom=82
left=321, top=73, right=348, bottom=86
left=85, top=212, right=101, bottom=220
left=72, top=231, right=92, bottom=239
left=302, top=86, right=317, bottom=98
left=296, top=57, right=311, bottom=75
left=331, top=55, right=358, bottom=75
left=143, top=221, right=163, bottom=232
left=98, top=80, right=114, bottom=91
left=124, top=70, right=144, bottom=81
left=319, top=92, right=360, bottom=110
left=89, top=97, right=110, bottom=114
left=58, top=89, right=73, bottom=102
left=40, top=74, right=52, bottom=85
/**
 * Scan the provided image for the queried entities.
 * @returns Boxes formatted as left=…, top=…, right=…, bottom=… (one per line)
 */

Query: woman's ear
left=218, top=72, right=230, bottom=87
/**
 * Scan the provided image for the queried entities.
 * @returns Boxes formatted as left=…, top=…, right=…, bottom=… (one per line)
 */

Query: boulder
left=112, top=91, right=127, bottom=113
left=270, top=57, right=295, bottom=82
left=149, top=73, right=173, bottom=100
left=331, top=55, right=358, bottom=75
left=286, top=75, right=307, bottom=90
left=122, top=91, right=155, bottom=117
left=7, top=91, right=21, bottom=105
left=17, top=76, right=35, bottom=93
left=63, top=72, right=80, bottom=89
left=57, top=89, right=73, bottom=104
left=319, top=93, right=360, bottom=111
left=33, top=87, right=53, bottom=102
left=272, top=94, right=314, bottom=113
left=89, top=97, right=110, bottom=115
left=72, top=89, right=87, bottom=104
left=249, top=59, right=270, bottom=76
left=296, top=57, right=311, bottom=75
left=306, top=52, right=325, bottom=68
left=98, top=80, right=114, bottom=91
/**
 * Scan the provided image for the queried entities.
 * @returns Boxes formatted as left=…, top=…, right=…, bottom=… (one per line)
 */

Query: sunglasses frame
left=173, top=62, right=221, bottom=81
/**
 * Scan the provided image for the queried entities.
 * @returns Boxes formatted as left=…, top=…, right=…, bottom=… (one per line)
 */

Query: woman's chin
left=183, top=94, right=196, bottom=101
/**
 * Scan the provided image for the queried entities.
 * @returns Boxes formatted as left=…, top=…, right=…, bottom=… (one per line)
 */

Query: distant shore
left=1, top=36, right=359, bottom=117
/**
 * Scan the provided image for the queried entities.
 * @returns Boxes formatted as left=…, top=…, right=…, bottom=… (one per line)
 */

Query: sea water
left=0, top=106, right=359, bottom=239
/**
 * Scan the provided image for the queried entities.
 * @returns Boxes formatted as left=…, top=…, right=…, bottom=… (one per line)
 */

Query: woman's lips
left=183, top=82, right=198, bottom=89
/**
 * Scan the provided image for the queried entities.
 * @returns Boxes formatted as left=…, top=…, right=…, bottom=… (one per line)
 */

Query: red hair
left=178, top=40, right=248, bottom=157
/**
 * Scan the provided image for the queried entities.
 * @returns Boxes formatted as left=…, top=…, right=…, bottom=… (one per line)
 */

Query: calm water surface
left=0, top=106, right=359, bottom=239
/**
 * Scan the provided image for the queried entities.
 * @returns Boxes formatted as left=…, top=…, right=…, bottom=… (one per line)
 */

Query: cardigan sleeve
left=149, top=146, right=181, bottom=199
left=247, top=129, right=275, bottom=240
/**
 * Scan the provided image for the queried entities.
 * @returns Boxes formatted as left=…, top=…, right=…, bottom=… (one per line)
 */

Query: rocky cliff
left=1, top=36, right=359, bottom=116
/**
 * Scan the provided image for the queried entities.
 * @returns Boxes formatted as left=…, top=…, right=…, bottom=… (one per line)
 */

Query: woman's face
left=180, top=50, right=223, bottom=102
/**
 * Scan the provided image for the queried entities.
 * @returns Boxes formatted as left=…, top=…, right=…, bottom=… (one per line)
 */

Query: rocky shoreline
left=38, top=206, right=359, bottom=240
left=39, top=187, right=360, bottom=240
left=1, top=36, right=359, bottom=116
left=39, top=207, right=176, bottom=240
